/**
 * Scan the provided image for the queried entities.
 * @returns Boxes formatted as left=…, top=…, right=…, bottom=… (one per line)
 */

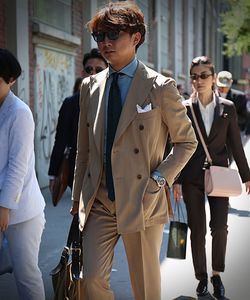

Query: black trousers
left=182, top=183, right=229, bottom=281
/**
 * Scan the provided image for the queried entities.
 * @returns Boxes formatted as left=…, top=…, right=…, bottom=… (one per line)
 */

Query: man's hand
left=70, top=201, right=79, bottom=216
left=49, top=178, right=57, bottom=194
left=173, top=184, right=183, bottom=202
left=0, top=207, right=10, bottom=232
left=245, top=181, right=250, bottom=195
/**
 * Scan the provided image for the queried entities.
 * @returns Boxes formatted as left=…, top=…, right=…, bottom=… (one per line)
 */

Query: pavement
left=0, top=138, right=250, bottom=300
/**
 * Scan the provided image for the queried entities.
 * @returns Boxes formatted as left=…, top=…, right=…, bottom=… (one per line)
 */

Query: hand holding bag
left=50, top=214, right=83, bottom=300
left=52, top=146, right=71, bottom=206
left=0, top=233, right=13, bottom=275
left=190, top=102, right=242, bottom=197
left=166, top=201, right=188, bottom=259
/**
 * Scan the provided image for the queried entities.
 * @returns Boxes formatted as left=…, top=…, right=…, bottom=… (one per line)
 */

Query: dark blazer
left=177, top=96, right=250, bottom=185
left=48, top=92, right=80, bottom=188
left=226, top=88, right=249, bottom=131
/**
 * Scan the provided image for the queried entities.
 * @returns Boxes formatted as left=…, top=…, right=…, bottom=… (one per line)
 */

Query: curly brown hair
left=87, top=1, right=146, bottom=50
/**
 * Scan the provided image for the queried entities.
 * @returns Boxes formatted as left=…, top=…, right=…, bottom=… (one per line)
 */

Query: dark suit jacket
left=226, top=88, right=249, bottom=131
left=177, top=96, right=250, bottom=185
left=48, top=92, right=80, bottom=188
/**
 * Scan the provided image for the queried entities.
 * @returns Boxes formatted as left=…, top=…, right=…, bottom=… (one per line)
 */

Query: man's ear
left=133, top=32, right=141, bottom=47
left=9, top=78, right=16, bottom=87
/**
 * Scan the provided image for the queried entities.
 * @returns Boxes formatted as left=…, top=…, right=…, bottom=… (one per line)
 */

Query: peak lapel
left=208, top=95, right=222, bottom=141
left=114, top=62, right=156, bottom=144
left=91, top=71, right=108, bottom=155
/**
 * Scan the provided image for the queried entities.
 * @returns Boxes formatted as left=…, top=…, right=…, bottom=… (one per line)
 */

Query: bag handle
left=189, top=101, right=213, bottom=165
left=173, top=201, right=186, bottom=223
left=50, top=214, right=82, bottom=281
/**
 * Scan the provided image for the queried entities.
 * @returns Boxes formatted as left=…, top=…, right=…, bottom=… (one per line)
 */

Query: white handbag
left=190, top=102, right=242, bottom=197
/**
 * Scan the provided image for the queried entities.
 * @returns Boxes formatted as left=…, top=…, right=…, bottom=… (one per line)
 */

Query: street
left=0, top=139, right=250, bottom=300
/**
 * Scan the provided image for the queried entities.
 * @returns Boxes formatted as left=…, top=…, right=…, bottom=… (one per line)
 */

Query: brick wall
left=0, top=1, right=5, bottom=47
left=72, top=0, right=84, bottom=76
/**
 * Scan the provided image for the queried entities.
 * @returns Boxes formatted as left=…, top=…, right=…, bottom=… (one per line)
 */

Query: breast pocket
left=135, top=107, right=160, bottom=120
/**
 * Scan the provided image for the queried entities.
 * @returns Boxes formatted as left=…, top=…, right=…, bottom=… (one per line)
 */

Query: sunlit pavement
left=0, top=138, right=249, bottom=300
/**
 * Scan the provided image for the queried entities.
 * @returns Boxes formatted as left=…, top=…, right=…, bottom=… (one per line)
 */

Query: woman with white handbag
left=173, top=56, right=250, bottom=299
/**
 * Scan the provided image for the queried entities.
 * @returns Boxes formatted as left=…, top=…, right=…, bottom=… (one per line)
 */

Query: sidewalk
left=0, top=139, right=250, bottom=300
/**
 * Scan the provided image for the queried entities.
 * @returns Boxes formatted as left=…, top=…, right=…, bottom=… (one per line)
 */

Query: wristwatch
left=150, top=170, right=166, bottom=188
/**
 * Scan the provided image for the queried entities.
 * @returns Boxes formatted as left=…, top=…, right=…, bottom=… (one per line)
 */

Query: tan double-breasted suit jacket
left=72, top=61, right=197, bottom=234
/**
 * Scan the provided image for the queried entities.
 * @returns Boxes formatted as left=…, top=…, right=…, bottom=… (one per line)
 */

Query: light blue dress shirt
left=104, top=57, right=139, bottom=161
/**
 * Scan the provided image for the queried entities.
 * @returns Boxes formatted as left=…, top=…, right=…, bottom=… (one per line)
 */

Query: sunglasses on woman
left=84, top=66, right=104, bottom=74
left=190, top=73, right=213, bottom=81
left=92, top=31, right=120, bottom=43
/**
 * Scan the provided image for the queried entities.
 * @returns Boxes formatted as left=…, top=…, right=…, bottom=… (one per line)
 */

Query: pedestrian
left=0, top=48, right=46, bottom=300
left=217, top=70, right=250, bottom=136
left=71, top=2, right=197, bottom=299
left=173, top=56, right=250, bottom=299
left=48, top=48, right=107, bottom=194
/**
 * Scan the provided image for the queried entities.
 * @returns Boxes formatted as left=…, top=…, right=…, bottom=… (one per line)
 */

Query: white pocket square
left=136, top=103, right=152, bottom=113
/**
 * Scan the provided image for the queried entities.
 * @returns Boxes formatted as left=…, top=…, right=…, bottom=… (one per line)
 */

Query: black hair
left=82, top=48, right=107, bottom=67
left=190, top=56, right=215, bottom=75
left=0, top=48, right=22, bottom=83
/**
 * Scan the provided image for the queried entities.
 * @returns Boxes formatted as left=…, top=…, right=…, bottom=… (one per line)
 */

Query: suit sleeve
left=72, top=80, right=90, bottom=202
left=0, top=108, right=34, bottom=209
left=226, top=104, right=250, bottom=182
left=157, top=79, right=198, bottom=186
left=48, top=98, right=72, bottom=176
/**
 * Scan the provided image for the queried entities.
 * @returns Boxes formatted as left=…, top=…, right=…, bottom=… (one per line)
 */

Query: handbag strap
left=50, top=214, right=82, bottom=281
left=66, top=213, right=80, bottom=248
left=173, top=201, right=186, bottom=223
left=189, top=101, right=213, bottom=165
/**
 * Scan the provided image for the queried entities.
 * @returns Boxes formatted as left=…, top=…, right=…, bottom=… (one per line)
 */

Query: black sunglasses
left=92, top=31, right=120, bottom=43
left=190, top=73, right=213, bottom=81
left=85, top=66, right=104, bottom=74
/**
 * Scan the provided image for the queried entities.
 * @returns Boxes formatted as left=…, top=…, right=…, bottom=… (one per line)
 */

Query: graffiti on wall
left=35, top=47, right=74, bottom=187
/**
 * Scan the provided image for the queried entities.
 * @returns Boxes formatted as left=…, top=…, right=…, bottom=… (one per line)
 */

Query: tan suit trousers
left=82, top=197, right=164, bottom=300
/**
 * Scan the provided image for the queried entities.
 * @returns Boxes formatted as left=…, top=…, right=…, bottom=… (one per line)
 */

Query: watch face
left=158, top=177, right=166, bottom=187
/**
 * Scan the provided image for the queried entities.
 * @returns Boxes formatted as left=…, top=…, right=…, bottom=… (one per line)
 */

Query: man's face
left=218, top=86, right=230, bottom=95
left=95, top=30, right=141, bottom=71
left=82, top=58, right=107, bottom=78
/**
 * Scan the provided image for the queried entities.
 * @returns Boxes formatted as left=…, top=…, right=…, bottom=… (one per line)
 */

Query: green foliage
left=220, top=0, right=250, bottom=56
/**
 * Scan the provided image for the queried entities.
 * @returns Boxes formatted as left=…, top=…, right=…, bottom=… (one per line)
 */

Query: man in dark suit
left=217, top=71, right=250, bottom=135
left=48, top=49, right=107, bottom=193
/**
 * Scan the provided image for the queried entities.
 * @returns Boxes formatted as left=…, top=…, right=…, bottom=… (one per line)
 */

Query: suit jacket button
left=139, top=124, right=144, bottom=130
left=134, top=148, right=139, bottom=154
left=88, top=173, right=91, bottom=177
left=87, top=122, right=90, bottom=127
left=137, top=174, right=142, bottom=179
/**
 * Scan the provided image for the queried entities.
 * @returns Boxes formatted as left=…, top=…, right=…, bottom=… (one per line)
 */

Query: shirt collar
left=108, top=57, right=138, bottom=78
left=198, top=93, right=216, bottom=110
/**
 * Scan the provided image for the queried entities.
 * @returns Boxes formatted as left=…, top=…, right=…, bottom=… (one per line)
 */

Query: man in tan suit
left=71, top=2, right=197, bottom=299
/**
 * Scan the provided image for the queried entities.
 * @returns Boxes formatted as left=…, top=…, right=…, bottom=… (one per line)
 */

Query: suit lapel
left=114, top=62, right=156, bottom=144
left=208, top=95, right=222, bottom=140
left=91, top=70, right=108, bottom=156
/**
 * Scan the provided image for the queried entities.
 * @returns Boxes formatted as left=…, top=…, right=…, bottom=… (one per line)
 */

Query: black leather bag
left=167, top=201, right=188, bottom=260
left=50, top=214, right=83, bottom=300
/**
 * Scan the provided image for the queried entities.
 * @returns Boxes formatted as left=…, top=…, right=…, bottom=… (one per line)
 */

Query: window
left=33, top=0, right=71, bottom=33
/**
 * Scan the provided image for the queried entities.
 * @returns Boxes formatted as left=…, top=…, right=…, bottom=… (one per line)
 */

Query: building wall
left=1, top=0, right=246, bottom=187
left=0, top=1, right=5, bottom=47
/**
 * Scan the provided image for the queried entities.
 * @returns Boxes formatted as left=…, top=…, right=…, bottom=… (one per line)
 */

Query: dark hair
left=0, top=48, right=22, bottom=83
left=87, top=1, right=146, bottom=50
left=72, top=77, right=83, bottom=94
left=190, top=56, right=215, bottom=75
left=82, top=48, right=107, bottom=67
